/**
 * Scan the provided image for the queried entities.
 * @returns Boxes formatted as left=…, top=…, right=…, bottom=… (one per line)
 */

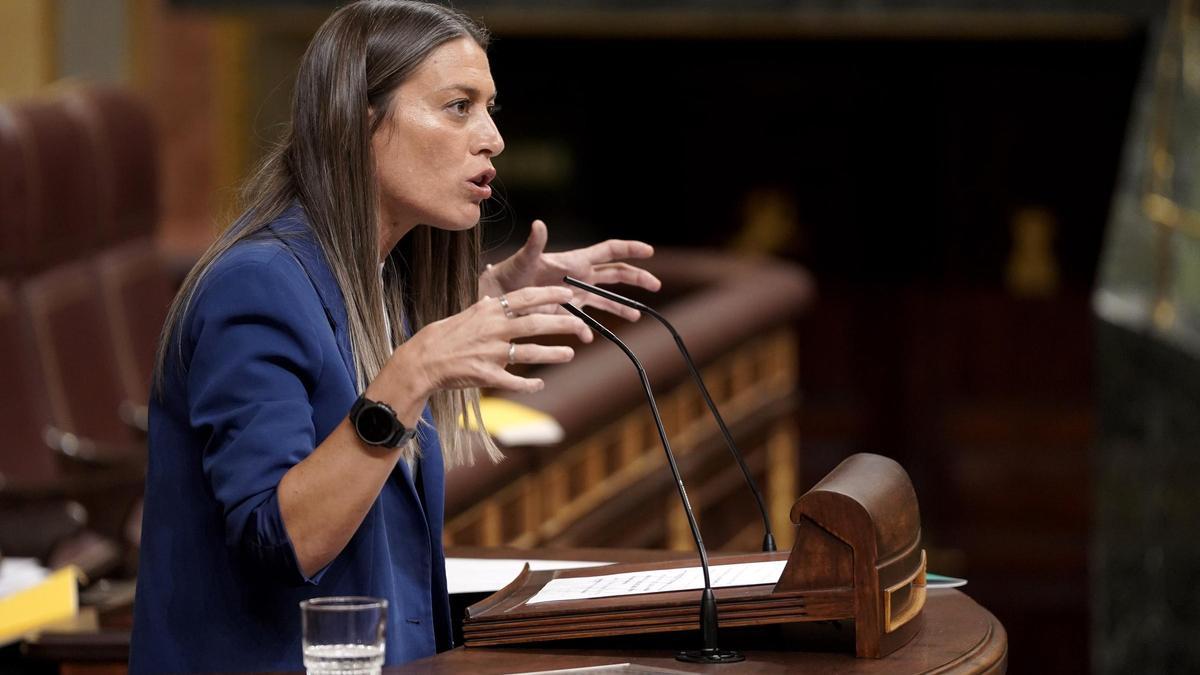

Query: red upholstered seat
left=0, top=280, right=127, bottom=576
left=63, top=85, right=160, bottom=244
left=21, top=259, right=140, bottom=448
left=96, top=238, right=174, bottom=407
left=0, top=85, right=162, bottom=576
left=5, top=96, right=106, bottom=271
left=0, top=281, right=58, bottom=483
left=0, top=105, right=35, bottom=278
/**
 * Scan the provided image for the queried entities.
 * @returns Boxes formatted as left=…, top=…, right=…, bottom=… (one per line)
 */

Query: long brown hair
left=155, top=0, right=499, bottom=468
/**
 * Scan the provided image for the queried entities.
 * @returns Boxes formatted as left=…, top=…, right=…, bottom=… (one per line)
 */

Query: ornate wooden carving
left=464, top=453, right=925, bottom=659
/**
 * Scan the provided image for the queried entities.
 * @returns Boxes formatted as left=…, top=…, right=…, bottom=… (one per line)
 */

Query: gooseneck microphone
left=560, top=302, right=743, bottom=664
left=563, top=276, right=777, bottom=553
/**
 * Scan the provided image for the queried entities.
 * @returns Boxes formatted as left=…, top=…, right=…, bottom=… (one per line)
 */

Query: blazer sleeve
left=186, top=250, right=331, bottom=585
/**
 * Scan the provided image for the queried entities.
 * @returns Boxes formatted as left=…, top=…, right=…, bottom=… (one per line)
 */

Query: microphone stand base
left=675, top=648, right=745, bottom=664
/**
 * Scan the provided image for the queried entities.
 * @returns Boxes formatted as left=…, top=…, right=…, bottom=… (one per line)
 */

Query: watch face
left=357, top=404, right=398, bottom=445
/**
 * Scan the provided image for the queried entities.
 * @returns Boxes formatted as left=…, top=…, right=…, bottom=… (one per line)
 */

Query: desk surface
left=397, top=589, right=1006, bottom=674
left=21, top=549, right=1006, bottom=674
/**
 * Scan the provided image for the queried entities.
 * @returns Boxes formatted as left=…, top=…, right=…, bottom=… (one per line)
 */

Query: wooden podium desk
left=20, top=548, right=1005, bottom=674
left=402, top=588, right=1006, bottom=674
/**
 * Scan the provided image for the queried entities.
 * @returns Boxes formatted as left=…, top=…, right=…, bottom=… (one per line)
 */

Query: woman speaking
left=129, top=1, right=659, bottom=671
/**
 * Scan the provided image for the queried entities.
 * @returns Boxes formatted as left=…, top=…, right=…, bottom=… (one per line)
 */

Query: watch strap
left=389, top=424, right=419, bottom=447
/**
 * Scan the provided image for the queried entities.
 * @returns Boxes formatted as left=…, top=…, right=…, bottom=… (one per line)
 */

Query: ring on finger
left=507, top=342, right=517, bottom=364
left=499, top=295, right=515, bottom=319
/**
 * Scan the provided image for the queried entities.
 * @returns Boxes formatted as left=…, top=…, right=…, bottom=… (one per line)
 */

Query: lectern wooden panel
left=463, top=453, right=925, bottom=658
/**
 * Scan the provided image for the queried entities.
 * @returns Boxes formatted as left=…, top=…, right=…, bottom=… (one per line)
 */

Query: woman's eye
left=487, top=103, right=501, bottom=117
left=450, top=100, right=470, bottom=116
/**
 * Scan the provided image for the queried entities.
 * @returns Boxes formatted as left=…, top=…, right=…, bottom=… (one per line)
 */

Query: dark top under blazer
left=130, top=205, right=453, bottom=673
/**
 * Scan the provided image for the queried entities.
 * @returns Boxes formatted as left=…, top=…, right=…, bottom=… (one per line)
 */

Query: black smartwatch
left=349, top=395, right=418, bottom=447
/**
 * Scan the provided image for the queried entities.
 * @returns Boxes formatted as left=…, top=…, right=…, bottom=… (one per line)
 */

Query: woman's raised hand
left=480, top=220, right=662, bottom=321
left=400, top=285, right=592, bottom=395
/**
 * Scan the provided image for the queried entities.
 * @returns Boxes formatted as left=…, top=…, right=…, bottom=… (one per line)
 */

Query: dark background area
left=478, top=31, right=1146, bottom=673
left=486, top=36, right=1139, bottom=282
left=6, top=0, right=1191, bottom=671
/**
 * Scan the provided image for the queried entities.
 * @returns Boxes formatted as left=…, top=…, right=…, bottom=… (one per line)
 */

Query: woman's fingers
left=581, top=239, right=655, bottom=264
left=496, top=285, right=574, bottom=314
left=505, top=343, right=574, bottom=365
left=489, top=288, right=591, bottom=341
left=513, top=219, right=550, bottom=267
left=580, top=295, right=641, bottom=322
left=521, top=295, right=638, bottom=325
left=506, top=313, right=592, bottom=342
left=489, top=370, right=545, bottom=393
left=590, top=262, right=662, bottom=291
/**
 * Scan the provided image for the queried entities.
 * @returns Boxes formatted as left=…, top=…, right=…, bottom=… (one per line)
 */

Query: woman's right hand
left=284, top=290, right=588, bottom=579
left=383, top=286, right=593, bottom=402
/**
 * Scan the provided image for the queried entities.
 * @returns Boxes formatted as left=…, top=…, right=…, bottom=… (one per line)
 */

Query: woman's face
left=372, top=37, right=504, bottom=236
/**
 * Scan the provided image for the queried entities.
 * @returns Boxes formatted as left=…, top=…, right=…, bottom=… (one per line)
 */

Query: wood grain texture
left=404, top=589, right=1006, bottom=674
left=776, top=452, right=924, bottom=657
left=464, top=454, right=927, bottom=659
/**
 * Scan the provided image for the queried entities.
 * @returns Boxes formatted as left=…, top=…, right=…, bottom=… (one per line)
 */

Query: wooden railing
left=444, top=249, right=813, bottom=552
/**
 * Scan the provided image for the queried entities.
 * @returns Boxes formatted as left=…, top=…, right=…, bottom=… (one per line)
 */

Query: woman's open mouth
left=466, top=169, right=495, bottom=200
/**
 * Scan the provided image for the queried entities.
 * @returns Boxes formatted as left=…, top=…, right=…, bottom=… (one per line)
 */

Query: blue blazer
left=130, top=205, right=453, bottom=673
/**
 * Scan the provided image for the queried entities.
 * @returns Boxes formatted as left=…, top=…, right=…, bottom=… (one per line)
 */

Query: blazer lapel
left=271, top=205, right=429, bottom=516
left=415, top=408, right=444, bottom=530
left=269, top=209, right=356, bottom=385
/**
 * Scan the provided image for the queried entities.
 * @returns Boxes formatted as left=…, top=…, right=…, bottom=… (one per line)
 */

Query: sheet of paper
left=527, top=559, right=788, bottom=605
left=0, top=558, right=49, bottom=599
left=446, top=558, right=611, bottom=595
left=925, top=573, right=968, bottom=589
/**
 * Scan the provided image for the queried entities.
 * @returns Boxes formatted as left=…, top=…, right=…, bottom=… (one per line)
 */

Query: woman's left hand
left=481, top=219, right=661, bottom=321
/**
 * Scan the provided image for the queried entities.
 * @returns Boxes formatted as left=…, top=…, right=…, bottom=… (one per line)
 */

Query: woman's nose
left=474, top=115, right=505, bottom=157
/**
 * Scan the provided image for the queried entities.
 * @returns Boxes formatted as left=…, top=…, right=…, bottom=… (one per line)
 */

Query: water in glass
left=303, top=642, right=384, bottom=674
left=300, top=596, right=387, bottom=675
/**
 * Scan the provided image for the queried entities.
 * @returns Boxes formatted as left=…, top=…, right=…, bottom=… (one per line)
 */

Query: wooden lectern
left=464, top=453, right=926, bottom=658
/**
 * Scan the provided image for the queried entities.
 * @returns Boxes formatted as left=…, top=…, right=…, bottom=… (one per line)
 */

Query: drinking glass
left=300, top=596, right=387, bottom=674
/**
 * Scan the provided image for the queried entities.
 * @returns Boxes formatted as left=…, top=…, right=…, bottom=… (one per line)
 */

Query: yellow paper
left=0, top=566, right=80, bottom=644
left=460, top=397, right=564, bottom=446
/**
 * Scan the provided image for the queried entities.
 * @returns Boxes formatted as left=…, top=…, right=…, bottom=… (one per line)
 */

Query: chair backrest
left=96, top=238, right=174, bottom=404
left=1, top=85, right=161, bottom=278
left=6, top=95, right=105, bottom=272
left=0, top=105, right=34, bottom=278
left=64, top=85, right=160, bottom=244
left=0, top=281, right=58, bottom=482
left=21, top=260, right=135, bottom=445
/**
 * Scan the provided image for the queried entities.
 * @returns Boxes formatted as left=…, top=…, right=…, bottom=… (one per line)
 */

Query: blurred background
left=3, top=0, right=1199, bottom=673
